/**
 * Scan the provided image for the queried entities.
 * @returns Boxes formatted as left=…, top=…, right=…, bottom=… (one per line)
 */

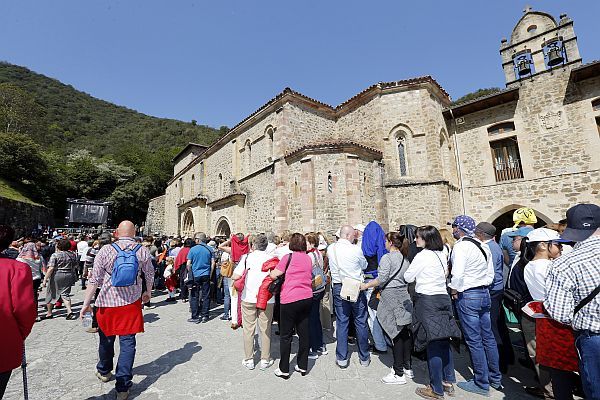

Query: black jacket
left=412, top=293, right=461, bottom=351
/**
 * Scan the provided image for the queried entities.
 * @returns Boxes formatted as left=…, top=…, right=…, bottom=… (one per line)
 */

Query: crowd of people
left=1, top=203, right=599, bottom=400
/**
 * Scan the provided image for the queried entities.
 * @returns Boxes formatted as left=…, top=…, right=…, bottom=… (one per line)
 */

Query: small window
left=327, top=172, right=333, bottom=193
left=490, top=137, right=524, bottom=182
left=593, top=99, right=600, bottom=111
left=527, top=25, right=537, bottom=33
left=488, top=122, right=515, bottom=136
left=398, top=138, right=407, bottom=176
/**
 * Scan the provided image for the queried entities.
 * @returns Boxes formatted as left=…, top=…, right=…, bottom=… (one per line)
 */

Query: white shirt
left=449, top=237, right=494, bottom=292
left=265, top=242, right=278, bottom=257
left=404, top=248, right=449, bottom=295
left=524, top=258, right=551, bottom=301
left=274, top=244, right=292, bottom=260
left=327, top=239, right=367, bottom=284
left=77, top=240, right=89, bottom=259
left=233, top=251, right=274, bottom=304
left=220, top=251, right=230, bottom=264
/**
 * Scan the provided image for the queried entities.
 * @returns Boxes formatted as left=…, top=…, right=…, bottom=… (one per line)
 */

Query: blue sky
left=2, top=1, right=599, bottom=128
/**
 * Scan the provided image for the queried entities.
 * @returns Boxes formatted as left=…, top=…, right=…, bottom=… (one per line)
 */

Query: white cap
left=317, top=235, right=328, bottom=250
left=354, top=224, right=365, bottom=232
left=526, top=228, right=561, bottom=242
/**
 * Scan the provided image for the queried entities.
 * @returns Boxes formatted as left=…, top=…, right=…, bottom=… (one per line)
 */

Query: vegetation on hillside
left=0, top=62, right=225, bottom=225
left=451, top=87, right=502, bottom=106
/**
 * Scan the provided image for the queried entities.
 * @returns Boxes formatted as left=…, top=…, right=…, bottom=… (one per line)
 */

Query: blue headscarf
left=361, top=221, right=388, bottom=265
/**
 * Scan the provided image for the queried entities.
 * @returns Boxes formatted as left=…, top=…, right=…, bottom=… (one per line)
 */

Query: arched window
left=488, top=122, right=515, bottom=136
left=191, top=174, right=195, bottom=195
left=439, top=130, right=451, bottom=179
left=218, top=173, right=223, bottom=197
left=294, top=178, right=299, bottom=198
left=243, top=140, right=252, bottom=176
left=396, top=134, right=408, bottom=177
left=266, top=126, right=274, bottom=160
left=327, top=172, right=333, bottom=193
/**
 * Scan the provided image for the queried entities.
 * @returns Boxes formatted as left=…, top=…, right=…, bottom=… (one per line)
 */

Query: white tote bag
left=340, top=277, right=361, bottom=303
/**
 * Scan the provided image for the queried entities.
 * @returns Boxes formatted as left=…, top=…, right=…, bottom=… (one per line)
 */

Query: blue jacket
left=361, top=221, right=388, bottom=277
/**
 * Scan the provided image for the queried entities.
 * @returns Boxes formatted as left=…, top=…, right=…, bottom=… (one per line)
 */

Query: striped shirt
left=89, top=238, right=154, bottom=308
left=545, top=235, right=600, bottom=333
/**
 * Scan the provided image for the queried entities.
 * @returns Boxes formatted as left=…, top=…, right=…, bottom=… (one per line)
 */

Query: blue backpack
left=110, top=243, right=142, bottom=287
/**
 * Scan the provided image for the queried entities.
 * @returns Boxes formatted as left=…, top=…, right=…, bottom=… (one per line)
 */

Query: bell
left=547, top=45, right=564, bottom=66
left=517, top=59, right=531, bottom=76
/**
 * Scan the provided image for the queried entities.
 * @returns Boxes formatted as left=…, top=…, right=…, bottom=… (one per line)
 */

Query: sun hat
left=526, top=228, right=561, bottom=243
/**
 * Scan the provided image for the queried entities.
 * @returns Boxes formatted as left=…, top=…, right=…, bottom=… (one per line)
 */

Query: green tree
left=452, top=87, right=502, bottom=106
left=0, top=83, right=44, bottom=134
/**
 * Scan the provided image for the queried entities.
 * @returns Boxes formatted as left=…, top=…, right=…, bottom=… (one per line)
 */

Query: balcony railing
left=494, top=159, right=523, bottom=182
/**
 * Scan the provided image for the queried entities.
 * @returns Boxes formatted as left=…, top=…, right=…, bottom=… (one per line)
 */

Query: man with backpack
left=80, top=221, right=154, bottom=400
left=448, top=215, right=502, bottom=396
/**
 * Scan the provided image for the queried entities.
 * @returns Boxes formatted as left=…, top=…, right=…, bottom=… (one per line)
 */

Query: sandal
left=66, top=313, right=78, bottom=320
left=40, top=315, right=54, bottom=320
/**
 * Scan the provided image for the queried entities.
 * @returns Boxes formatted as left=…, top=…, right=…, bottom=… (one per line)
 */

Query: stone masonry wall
left=0, top=197, right=53, bottom=237
left=145, top=195, right=165, bottom=235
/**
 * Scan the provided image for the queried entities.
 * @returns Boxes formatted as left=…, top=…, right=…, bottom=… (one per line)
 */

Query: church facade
left=146, top=8, right=600, bottom=238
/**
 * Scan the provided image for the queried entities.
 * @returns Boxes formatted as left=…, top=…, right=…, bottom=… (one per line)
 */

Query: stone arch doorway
left=181, top=209, right=195, bottom=237
left=215, top=218, right=231, bottom=238
left=489, top=204, right=552, bottom=233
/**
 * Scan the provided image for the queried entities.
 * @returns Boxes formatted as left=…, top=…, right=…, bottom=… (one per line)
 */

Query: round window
left=527, top=25, right=537, bottom=33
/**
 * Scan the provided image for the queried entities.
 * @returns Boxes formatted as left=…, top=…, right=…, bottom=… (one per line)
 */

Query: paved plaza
left=5, top=288, right=540, bottom=400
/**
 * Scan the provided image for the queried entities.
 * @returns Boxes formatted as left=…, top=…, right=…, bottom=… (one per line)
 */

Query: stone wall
left=0, top=197, right=53, bottom=237
left=145, top=195, right=165, bottom=235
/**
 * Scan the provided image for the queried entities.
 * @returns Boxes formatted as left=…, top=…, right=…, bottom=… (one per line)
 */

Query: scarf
left=361, top=221, right=388, bottom=265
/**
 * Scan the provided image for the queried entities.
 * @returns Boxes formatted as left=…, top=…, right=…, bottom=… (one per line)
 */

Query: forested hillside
left=0, top=62, right=224, bottom=225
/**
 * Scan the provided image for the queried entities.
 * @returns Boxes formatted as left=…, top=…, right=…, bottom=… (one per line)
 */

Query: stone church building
left=146, top=8, right=600, bottom=238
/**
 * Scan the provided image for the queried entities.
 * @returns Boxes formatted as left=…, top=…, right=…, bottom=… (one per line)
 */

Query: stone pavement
left=5, top=288, right=541, bottom=400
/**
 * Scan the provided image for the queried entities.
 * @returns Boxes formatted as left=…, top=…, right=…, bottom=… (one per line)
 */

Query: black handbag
left=268, top=253, right=292, bottom=295
left=368, top=254, right=404, bottom=311
left=503, top=288, right=524, bottom=318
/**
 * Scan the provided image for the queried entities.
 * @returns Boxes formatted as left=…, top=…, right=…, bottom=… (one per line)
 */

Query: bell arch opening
left=215, top=218, right=231, bottom=238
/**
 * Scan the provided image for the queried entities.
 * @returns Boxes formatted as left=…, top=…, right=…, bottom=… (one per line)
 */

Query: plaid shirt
left=545, top=235, right=600, bottom=333
left=89, top=238, right=154, bottom=308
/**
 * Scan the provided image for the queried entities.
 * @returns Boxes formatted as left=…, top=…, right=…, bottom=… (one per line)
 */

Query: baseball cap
left=513, top=207, right=537, bottom=228
left=475, top=222, right=496, bottom=237
left=506, top=226, right=534, bottom=238
left=448, top=215, right=476, bottom=236
left=354, top=224, right=365, bottom=232
left=526, top=228, right=561, bottom=243
left=560, top=204, right=600, bottom=242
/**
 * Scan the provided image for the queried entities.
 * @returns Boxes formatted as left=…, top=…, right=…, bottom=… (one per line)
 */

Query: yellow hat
left=513, top=207, right=537, bottom=227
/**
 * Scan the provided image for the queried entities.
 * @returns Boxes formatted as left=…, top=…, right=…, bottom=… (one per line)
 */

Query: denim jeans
left=456, top=288, right=501, bottom=390
left=576, top=330, right=600, bottom=400
left=332, top=284, right=370, bottom=362
left=365, top=286, right=389, bottom=351
left=426, top=339, right=456, bottom=396
left=222, top=277, right=231, bottom=318
left=97, top=329, right=136, bottom=393
left=310, top=291, right=325, bottom=351
left=190, top=275, right=211, bottom=319
left=215, top=268, right=224, bottom=303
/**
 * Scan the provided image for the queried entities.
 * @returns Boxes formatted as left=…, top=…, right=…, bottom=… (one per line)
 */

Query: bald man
left=327, top=224, right=370, bottom=368
left=81, top=220, right=154, bottom=400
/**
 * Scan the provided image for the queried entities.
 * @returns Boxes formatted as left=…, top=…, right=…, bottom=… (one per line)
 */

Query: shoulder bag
left=574, top=282, right=600, bottom=316
left=333, top=244, right=362, bottom=303
left=268, top=253, right=293, bottom=295
left=233, top=256, right=249, bottom=293
left=221, top=259, right=234, bottom=278
left=368, top=253, right=404, bottom=310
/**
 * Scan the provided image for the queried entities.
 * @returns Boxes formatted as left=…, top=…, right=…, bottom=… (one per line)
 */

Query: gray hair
left=195, top=232, right=207, bottom=243
left=266, top=231, right=276, bottom=244
left=252, top=234, right=269, bottom=251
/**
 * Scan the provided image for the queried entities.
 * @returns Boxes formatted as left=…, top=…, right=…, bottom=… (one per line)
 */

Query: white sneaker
left=260, top=359, right=274, bottom=370
left=308, top=351, right=320, bottom=360
left=319, top=345, right=328, bottom=355
left=242, top=359, right=255, bottom=370
left=403, top=368, right=414, bottom=379
left=381, top=369, right=407, bottom=385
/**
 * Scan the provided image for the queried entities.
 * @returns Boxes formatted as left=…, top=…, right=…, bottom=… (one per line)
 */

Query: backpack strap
left=462, top=237, right=488, bottom=262
left=574, top=283, right=600, bottom=316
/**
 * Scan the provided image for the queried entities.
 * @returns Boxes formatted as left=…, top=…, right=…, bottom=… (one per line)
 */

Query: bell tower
left=499, top=7, right=582, bottom=87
